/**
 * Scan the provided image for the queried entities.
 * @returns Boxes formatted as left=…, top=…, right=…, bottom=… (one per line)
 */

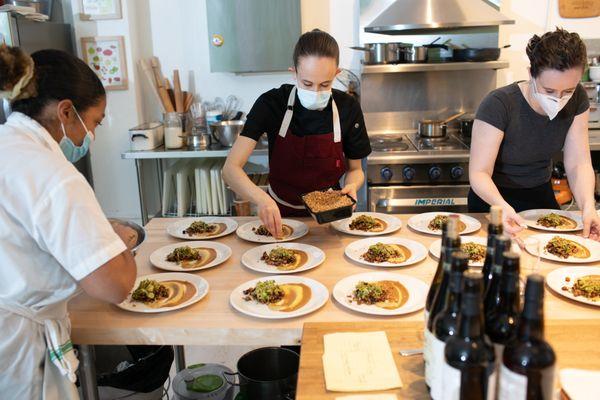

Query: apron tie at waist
left=0, top=302, right=79, bottom=383
left=268, top=184, right=305, bottom=210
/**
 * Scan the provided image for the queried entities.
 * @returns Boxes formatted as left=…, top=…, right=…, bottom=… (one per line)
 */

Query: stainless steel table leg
left=135, top=159, right=149, bottom=225
left=78, top=345, right=99, bottom=400
left=174, top=345, right=186, bottom=372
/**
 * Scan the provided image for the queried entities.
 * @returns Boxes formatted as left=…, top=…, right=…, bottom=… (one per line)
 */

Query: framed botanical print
left=79, top=0, right=122, bottom=20
left=81, top=36, right=128, bottom=90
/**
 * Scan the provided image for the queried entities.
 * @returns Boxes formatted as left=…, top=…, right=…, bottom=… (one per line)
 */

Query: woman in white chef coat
left=0, top=45, right=137, bottom=398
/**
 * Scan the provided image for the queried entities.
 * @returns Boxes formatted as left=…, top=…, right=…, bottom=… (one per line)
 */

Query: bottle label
left=429, top=335, right=446, bottom=400
left=441, top=361, right=461, bottom=400
left=498, top=364, right=555, bottom=400
left=441, top=361, right=496, bottom=400
left=423, top=329, right=433, bottom=386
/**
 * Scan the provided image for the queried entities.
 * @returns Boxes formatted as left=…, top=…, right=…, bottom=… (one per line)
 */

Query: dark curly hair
left=0, top=45, right=105, bottom=118
left=293, top=29, right=339, bottom=68
left=526, top=28, right=587, bottom=78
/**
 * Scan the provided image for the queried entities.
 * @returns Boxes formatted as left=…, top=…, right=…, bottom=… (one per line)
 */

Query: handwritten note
left=323, top=331, right=402, bottom=392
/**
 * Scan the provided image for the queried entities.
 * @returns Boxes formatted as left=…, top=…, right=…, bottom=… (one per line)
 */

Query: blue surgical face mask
left=296, top=86, right=331, bottom=111
left=59, top=107, right=94, bottom=163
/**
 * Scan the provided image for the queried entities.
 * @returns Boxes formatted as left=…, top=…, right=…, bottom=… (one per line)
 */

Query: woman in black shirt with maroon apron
left=469, top=28, right=599, bottom=238
left=224, top=30, right=371, bottom=236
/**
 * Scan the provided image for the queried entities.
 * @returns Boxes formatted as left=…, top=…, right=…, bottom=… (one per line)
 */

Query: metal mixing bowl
left=210, top=120, right=244, bottom=147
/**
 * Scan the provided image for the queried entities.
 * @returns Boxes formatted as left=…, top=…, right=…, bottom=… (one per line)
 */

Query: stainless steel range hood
left=365, top=0, right=515, bottom=35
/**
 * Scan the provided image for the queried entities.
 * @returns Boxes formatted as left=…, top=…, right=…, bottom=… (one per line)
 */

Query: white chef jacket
left=0, top=112, right=127, bottom=399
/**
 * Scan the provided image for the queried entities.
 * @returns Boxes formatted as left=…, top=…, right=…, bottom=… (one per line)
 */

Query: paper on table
left=335, top=395, right=398, bottom=400
left=560, top=368, right=600, bottom=400
left=323, top=331, right=402, bottom=392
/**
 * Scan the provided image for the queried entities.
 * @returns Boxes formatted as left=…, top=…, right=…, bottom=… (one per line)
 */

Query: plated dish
left=546, top=267, right=600, bottom=307
left=428, top=236, right=521, bottom=267
left=333, top=272, right=428, bottom=316
left=150, top=241, right=232, bottom=272
left=167, top=217, right=238, bottom=240
left=345, top=237, right=427, bottom=268
left=241, top=243, right=325, bottom=274
left=236, top=219, right=308, bottom=243
left=524, top=234, right=600, bottom=263
left=330, top=212, right=402, bottom=236
left=407, top=212, right=481, bottom=236
left=518, top=209, right=583, bottom=232
left=118, top=273, right=208, bottom=313
left=230, top=276, right=328, bottom=319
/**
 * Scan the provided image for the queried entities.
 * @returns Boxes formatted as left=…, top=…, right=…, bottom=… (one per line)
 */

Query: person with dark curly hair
left=0, top=44, right=137, bottom=398
left=468, top=28, right=599, bottom=239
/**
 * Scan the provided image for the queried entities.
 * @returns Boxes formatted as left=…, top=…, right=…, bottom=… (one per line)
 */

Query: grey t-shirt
left=475, top=82, right=589, bottom=189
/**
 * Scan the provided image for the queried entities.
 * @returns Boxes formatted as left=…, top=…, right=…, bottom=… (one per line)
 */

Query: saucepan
left=350, top=43, right=387, bottom=65
left=418, top=112, right=466, bottom=138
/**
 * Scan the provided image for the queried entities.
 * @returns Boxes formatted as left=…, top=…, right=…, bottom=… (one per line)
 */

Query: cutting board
left=559, top=0, right=600, bottom=18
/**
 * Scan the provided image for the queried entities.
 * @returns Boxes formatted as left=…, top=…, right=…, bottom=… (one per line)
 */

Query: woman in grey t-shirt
left=469, top=28, right=599, bottom=238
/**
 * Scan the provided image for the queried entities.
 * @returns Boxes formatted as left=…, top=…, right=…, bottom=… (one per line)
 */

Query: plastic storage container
left=301, top=189, right=356, bottom=224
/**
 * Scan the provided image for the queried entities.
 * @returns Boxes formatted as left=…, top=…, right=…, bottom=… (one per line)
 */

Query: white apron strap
left=332, top=98, right=341, bottom=143
left=268, top=184, right=305, bottom=209
left=278, top=86, right=297, bottom=138
left=0, top=302, right=79, bottom=384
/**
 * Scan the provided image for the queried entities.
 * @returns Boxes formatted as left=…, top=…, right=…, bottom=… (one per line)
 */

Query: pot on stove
left=418, top=112, right=465, bottom=138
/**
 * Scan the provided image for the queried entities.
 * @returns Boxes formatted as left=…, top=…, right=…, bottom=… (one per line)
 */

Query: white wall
left=72, top=0, right=598, bottom=221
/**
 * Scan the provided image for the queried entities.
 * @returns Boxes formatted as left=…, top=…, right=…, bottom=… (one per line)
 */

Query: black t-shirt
left=241, top=84, right=371, bottom=160
left=475, top=82, right=589, bottom=189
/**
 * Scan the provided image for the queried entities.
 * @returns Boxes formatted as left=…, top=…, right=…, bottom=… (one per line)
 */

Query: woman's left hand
left=341, top=183, right=358, bottom=210
left=582, top=206, right=600, bottom=241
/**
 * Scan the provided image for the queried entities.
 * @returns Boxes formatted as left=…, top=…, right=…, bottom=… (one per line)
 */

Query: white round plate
left=150, top=241, right=232, bottom=272
left=428, top=236, right=521, bottom=267
left=518, top=209, right=583, bottom=232
left=345, top=237, right=427, bottom=268
left=241, top=243, right=325, bottom=274
left=546, top=267, right=600, bottom=307
left=167, top=217, right=238, bottom=240
left=407, top=212, right=481, bottom=236
left=333, top=271, right=428, bottom=316
left=524, top=233, right=600, bottom=263
left=236, top=219, right=309, bottom=243
left=330, top=212, right=402, bottom=236
left=117, top=272, right=209, bottom=313
left=229, top=275, right=328, bottom=319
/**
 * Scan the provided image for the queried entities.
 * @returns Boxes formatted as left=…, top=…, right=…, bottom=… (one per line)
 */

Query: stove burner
left=408, top=132, right=467, bottom=151
left=370, top=135, right=409, bottom=152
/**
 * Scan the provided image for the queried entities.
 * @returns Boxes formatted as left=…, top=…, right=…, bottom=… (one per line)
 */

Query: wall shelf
left=361, top=60, right=509, bottom=74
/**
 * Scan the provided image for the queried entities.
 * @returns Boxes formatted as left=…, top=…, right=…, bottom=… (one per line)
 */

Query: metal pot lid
left=173, top=364, right=233, bottom=400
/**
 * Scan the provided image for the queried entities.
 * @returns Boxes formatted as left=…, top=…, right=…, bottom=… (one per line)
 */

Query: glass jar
left=164, top=112, right=183, bottom=149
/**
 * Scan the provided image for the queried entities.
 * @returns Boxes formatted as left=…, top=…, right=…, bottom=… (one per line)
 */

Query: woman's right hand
left=502, top=205, right=525, bottom=235
left=257, top=196, right=283, bottom=238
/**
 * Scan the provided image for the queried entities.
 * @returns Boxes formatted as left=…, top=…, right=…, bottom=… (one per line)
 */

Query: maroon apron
left=268, top=86, right=347, bottom=217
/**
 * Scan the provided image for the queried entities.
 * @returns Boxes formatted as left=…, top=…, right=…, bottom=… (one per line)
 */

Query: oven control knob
left=402, top=166, right=416, bottom=181
left=380, top=167, right=393, bottom=181
left=428, top=166, right=441, bottom=181
left=451, top=166, right=464, bottom=179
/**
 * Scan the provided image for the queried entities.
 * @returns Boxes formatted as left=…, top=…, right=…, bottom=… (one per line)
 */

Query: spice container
left=164, top=112, right=183, bottom=149
left=301, top=188, right=356, bottom=224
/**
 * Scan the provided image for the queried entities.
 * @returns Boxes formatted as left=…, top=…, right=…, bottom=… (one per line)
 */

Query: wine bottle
left=424, top=216, right=461, bottom=390
left=498, top=274, right=556, bottom=400
left=485, top=251, right=520, bottom=361
left=483, top=235, right=511, bottom=315
left=442, top=272, right=496, bottom=400
left=482, top=206, right=503, bottom=291
left=425, top=219, right=450, bottom=323
left=429, top=252, right=467, bottom=400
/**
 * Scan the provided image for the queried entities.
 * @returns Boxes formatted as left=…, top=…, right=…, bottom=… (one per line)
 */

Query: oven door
left=369, top=185, right=470, bottom=214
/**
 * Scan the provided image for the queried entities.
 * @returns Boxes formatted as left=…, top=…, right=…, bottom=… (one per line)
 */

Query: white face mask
left=296, top=86, right=331, bottom=111
left=531, top=79, right=573, bottom=120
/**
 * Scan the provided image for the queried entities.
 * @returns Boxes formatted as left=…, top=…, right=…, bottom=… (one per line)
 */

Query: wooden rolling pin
left=173, top=69, right=184, bottom=113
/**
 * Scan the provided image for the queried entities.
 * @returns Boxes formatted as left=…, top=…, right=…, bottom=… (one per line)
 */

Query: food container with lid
left=128, top=122, right=164, bottom=151
left=173, top=363, right=234, bottom=400
left=301, top=187, right=356, bottom=225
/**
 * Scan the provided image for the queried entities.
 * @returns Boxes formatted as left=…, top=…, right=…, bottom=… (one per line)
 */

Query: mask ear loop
left=73, top=106, right=95, bottom=140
